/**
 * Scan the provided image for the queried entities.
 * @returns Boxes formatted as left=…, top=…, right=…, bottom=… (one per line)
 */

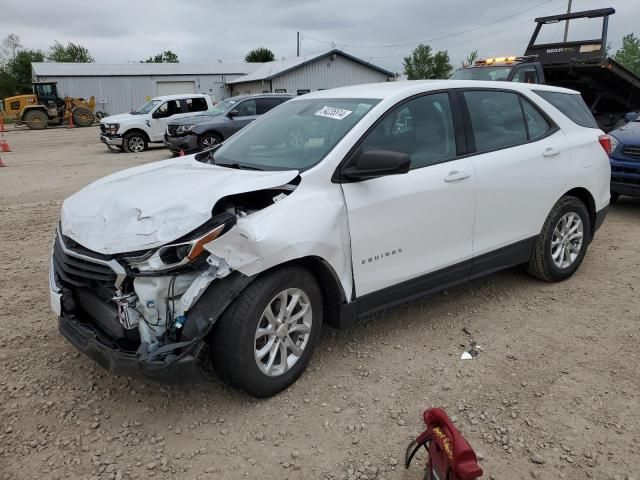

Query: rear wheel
left=211, top=266, right=323, bottom=397
left=198, top=132, right=223, bottom=151
left=24, top=110, right=48, bottom=130
left=123, top=132, right=148, bottom=153
left=72, top=107, right=94, bottom=127
left=527, top=196, right=591, bottom=282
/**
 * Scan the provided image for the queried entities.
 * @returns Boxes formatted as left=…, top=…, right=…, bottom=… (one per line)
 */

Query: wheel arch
left=562, top=187, right=596, bottom=237
left=123, top=128, right=150, bottom=142
left=20, top=106, right=49, bottom=121
left=199, top=129, right=224, bottom=141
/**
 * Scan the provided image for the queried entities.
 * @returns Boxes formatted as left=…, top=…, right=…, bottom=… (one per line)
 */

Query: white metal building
left=227, top=50, right=394, bottom=95
left=31, top=62, right=259, bottom=116
left=31, top=51, right=394, bottom=116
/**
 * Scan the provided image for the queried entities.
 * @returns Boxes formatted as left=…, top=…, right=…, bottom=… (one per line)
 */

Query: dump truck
left=0, top=82, right=96, bottom=130
left=451, top=8, right=640, bottom=132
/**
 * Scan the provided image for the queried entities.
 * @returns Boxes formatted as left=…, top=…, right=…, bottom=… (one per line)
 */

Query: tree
left=245, top=47, right=275, bottom=63
left=8, top=49, right=45, bottom=93
left=47, top=41, right=94, bottom=62
left=143, top=50, right=179, bottom=63
left=461, top=50, right=479, bottom=67
left=403, top=44, right=453, bottom=80
left=614, top=33, right=640, bottom=76
left=1, top=33, right=22, bottom=65
left=0, top=69, right=18, bottom=99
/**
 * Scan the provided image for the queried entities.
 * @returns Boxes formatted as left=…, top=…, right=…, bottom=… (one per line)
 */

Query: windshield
left=206, top=98, right=380, bottom=171
left=451, top=66, right=513, bottom=81
left=207, top=98, right=239, bottom=116
left=133, top=99, right=161, bottom=114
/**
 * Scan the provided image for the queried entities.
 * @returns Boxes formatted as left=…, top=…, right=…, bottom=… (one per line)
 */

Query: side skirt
left=338, top=236, right=536, bottom=327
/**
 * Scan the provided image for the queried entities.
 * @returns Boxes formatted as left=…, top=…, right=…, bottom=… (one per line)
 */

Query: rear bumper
left=100, top=133, right=123, bottom=147
left=610, top=181, right=640, bottom=197
left=164, top=133, right=198, bottom=153
left=594, top=205, right=608, bottom=233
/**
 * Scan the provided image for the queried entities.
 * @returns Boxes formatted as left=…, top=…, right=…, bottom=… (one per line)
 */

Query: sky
left=0, top=0, right=637, bottom=73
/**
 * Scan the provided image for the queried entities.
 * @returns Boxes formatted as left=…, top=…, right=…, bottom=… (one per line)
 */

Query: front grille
left=167, top=125, right=178, bottom=136
left=100, top=124, right=106, bottom=134
left=53, top=235, right=119, bottom=291
left=622, top=145, right=640, bottom=160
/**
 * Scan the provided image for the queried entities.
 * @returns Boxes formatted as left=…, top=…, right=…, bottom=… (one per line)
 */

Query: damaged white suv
left=51, top=81, right=611, bottom=397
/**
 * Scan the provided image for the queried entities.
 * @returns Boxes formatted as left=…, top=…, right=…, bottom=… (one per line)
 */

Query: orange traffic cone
left=1, top=140, right=11, bottom=153
left=179, top=149, right=185, bottom=157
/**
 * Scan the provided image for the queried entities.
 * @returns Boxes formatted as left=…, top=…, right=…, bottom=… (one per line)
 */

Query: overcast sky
left=1, top=0, right=637, bottom=73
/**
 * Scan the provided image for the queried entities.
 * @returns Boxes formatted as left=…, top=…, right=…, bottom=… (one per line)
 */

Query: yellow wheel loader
left=0, top=82, right=96, bottom=130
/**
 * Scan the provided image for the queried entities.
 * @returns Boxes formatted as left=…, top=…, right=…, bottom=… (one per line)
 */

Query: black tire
left=72, top=107, right=94, bottom=127
left=23, top=110, right=48, bottom=130
left=122, top=131, right=148, bottom=153
left=527, top=196, right=591, bottom=282
left=211, top=266, right=323, bottom=397
left=198, top=132, right=223, bottom=151
left=610, top=192, right=620, bottom=204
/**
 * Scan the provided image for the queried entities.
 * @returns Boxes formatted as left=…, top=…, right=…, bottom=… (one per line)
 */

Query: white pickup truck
left=99, top=94, right=215, bottom=153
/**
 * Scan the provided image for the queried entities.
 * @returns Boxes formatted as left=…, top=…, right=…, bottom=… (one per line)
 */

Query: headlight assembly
left=609, top=135, right=619, bottom=153
left=108, top=123, right=119, bottom=134
left=124, top=214, right=235, bottom=273
left=175, top=124, right=195, bottom=135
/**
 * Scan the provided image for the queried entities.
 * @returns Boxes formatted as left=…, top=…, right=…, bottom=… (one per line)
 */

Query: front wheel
left=211, top=267, right=323, bottom=397
left=122, top=132, right=148, bottom=153
left=198, top=132, right=223, bottom=151
left=527, top=196, right=591, bottom=282
left=72, top=107, right=94, bottom=127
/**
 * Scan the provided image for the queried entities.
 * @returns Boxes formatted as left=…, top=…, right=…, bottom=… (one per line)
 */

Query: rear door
left=256, top=97, right=284, bottom=117
left=460, top=89, right=571, bottom=267
left=341, top=91, right=477, bottom=299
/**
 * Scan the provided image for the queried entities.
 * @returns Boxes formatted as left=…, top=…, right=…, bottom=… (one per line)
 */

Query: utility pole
left=563, top=0, right=573, bottom=42
left=297, top=32, right=300, bottom=57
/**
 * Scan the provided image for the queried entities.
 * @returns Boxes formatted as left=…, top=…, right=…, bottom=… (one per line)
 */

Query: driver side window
left=358, top=92, right=457, bottom=169
left=236, top=100, right=257, bottom=116
left=155, top=100, right=181, bottom=118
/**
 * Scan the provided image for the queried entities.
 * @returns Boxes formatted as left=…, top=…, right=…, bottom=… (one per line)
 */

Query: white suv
left=99, top=94, right=214, bottom=153
left=51, top=80, right=610, bottom=397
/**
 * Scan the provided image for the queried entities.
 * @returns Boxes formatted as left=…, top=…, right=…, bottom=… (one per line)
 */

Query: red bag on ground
left=405, top=407, right=483, bottom=480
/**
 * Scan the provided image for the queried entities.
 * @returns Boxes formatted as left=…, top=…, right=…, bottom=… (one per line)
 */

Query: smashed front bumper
left=58, top=312, right=206, bottom=380
left=163, top=133, right=198, bottom=153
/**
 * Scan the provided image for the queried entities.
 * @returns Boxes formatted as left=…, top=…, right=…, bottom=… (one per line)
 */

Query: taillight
left=598, top=134, right=612, bottom=155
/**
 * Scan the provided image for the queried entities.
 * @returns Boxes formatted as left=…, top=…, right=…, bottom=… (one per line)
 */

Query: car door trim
left=350, top=235, right=536, bottom=319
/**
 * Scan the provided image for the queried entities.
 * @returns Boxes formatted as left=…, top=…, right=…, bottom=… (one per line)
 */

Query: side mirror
left=151, top=110, right=161, bottom=119
left=341, top=149, right=411, bottom=181
left=228, top=109, right=240, bottom=118
left=624, top=112, right=638, bottom=123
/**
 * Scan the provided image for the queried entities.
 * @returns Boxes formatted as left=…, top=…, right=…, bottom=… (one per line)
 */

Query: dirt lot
left=0, top=127, right=639, bottom=480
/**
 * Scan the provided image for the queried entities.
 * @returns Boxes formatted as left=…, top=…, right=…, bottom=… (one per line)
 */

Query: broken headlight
left=124, top=214, right=235, bottom=273
left=175, top=124, right=195, bottom=135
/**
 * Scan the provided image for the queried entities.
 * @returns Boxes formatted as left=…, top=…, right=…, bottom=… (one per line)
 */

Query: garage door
left=156, top=81, right=195, bottom=96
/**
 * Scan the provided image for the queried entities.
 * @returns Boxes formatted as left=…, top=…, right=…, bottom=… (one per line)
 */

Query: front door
left=150, top=99, right=184, bottom=141
left=341, top=92, right=477, bottom=299
left=229, top=99, right=259, bottom=129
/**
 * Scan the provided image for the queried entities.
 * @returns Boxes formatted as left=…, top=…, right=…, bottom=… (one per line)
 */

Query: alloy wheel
left=254, top=288, right=313, bottom=377
left=201, top=135, right=219, bottom=149
left=128, top=137, right=145, bottom=152
left=551, top=212, right=584, bottom=269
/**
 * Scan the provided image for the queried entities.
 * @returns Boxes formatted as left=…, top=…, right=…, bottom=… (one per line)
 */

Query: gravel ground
left=0, top=127, right=639, bottom=480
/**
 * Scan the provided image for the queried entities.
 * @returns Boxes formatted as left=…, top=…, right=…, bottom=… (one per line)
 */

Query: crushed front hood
left=61, top=157, right=298, bottom=254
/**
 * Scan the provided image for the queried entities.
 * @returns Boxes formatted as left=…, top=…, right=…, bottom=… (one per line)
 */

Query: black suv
left=164, top=94, right=292, bottom=154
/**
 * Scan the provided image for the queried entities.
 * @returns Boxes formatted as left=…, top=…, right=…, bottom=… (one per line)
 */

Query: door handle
left=543, top=147, right=561, bottom=157
left=444, top=170, right=471, bottom=182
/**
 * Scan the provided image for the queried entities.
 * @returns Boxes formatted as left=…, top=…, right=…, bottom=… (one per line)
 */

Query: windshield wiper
left=215, top=161, right=263, bottom=171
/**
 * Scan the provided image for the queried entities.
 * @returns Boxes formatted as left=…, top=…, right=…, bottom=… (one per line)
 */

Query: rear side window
left=186, top=97, right=208, bottom=112
left=521, top=98, right=551, bottom=140
left=534, top=91, right=598, bottom=128
left=464, top=91, right=527, bottom=153
left=256, top=98, right=282, bottom=115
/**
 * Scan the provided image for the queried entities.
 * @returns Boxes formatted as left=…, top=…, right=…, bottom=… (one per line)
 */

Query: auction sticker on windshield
left=315, top=106, right=352, bottom=120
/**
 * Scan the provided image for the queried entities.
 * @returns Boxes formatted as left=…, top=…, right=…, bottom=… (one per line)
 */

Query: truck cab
left=451, top=56, right=546, bottom=84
